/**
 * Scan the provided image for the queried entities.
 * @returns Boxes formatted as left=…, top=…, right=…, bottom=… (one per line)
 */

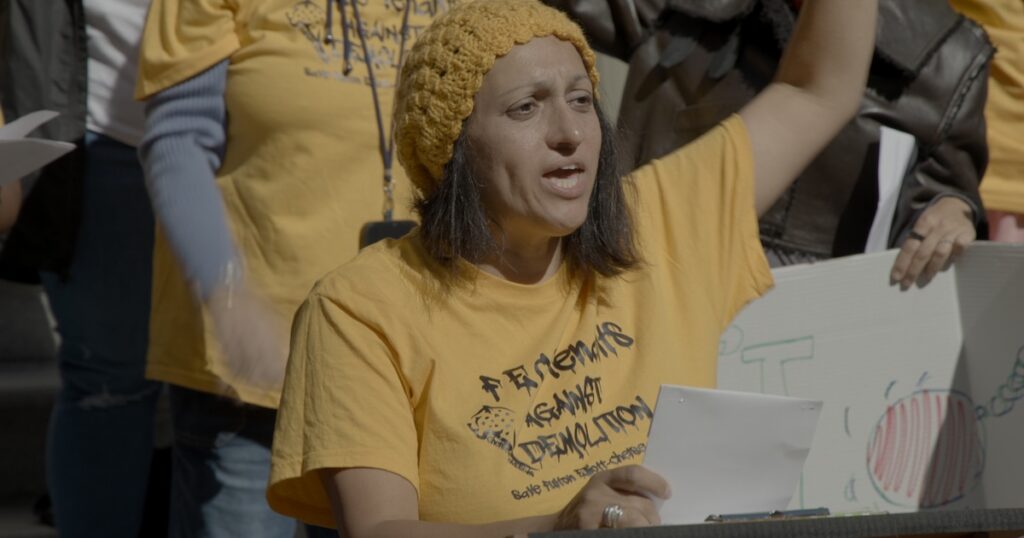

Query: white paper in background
left=864, top=127, right=916, bottom=253
left=0, top=110, right=76, bottom=186
left=642, top=385, right=823, bottom=525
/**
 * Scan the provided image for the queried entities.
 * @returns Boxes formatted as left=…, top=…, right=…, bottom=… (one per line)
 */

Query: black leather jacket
left=0, top=0, right=87, bottom=282
left=552, top=0, right=993, bottom=259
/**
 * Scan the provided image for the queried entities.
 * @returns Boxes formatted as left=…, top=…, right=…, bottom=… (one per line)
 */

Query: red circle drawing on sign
left=866, top=389, right=985, bottom=508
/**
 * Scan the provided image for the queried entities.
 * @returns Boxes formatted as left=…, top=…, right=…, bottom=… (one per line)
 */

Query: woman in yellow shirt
left=269, top=0, right=878, bottom=534
left=135, top=0, right=444, bottom=534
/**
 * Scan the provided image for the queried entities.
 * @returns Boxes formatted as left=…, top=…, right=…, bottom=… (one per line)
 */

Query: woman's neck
left=478, top=234, right=564, bottom=285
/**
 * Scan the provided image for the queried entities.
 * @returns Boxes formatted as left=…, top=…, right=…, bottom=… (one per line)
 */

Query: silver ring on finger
left=602, top=504, right=625, bottom=528
left=937, top=239, right=954, bottom=246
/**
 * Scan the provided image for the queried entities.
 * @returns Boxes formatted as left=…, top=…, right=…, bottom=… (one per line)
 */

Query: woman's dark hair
left=414, top=105, right=639, bottom=280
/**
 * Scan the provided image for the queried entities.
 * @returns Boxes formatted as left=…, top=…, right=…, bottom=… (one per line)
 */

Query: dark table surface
left=529, top=508, right=1024, bottom=538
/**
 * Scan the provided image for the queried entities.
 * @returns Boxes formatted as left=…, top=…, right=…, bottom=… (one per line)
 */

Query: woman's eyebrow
left=496, top=72, right=592, bottom=100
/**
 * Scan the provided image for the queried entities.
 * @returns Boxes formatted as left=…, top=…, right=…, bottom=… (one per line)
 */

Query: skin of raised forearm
left=774, top=0, right=879, bottom=116
left=0, top=182, right=22, bottom=233
left=745, top=0, right=880, bottom=215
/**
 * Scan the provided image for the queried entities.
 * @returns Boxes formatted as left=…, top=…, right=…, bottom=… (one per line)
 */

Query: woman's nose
left=547, top=104, right=583, bottom=152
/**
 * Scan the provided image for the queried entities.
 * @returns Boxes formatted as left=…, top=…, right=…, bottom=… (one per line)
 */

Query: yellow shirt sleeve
left=630, top=114, right=772, bottom=330
left=269, top=289, right=421, bottom=528
left=135, top=0, right=242, bottom=99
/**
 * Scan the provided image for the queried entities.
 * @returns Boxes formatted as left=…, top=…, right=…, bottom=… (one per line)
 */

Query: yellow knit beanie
left=394, top=0, right=599, bottom=197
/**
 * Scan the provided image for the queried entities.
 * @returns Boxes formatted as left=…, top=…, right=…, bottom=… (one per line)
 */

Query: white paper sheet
left=0, top=110, right=76, bottom=186
left=643, top=385, right=823, bottom=524
left=864, top=127, right=916, bottom=253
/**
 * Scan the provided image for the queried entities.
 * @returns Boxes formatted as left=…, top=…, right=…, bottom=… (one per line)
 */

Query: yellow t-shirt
left=268, top=115, right=773, bottom=527
left=950, top=0, right=1024, bottom=213
left=135, top=0, right=445, bottom=407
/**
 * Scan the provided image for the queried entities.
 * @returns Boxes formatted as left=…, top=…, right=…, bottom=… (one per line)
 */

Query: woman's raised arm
left=740, top=0, right=879, bottom=216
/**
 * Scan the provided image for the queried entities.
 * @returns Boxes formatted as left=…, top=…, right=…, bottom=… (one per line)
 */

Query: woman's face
left=465, top=36, right=601, bottom=246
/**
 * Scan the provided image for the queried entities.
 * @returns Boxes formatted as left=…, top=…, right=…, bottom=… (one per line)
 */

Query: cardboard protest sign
left=719, top=243, right=1024, bottom=512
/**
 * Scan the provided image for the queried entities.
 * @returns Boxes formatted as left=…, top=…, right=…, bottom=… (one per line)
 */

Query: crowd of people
left=0, top=0, right=1021, bottom=536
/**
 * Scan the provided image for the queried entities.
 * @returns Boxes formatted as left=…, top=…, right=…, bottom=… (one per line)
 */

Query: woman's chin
left=547, top=216, right=589, bottom=239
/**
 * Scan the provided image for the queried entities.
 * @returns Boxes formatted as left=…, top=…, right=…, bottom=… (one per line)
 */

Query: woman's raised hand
left=553, top=464, right=671, bottom=530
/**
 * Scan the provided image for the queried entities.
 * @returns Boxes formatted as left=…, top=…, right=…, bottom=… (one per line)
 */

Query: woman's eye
left=570, top=94, right=593, bottom=109
left=508, top=101, right=537, bottom=118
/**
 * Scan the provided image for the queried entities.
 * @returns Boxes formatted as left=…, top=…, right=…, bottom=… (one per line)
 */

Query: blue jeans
left=42, top=131, right=162, bottom=537
left=169, top=385, right=337, bottom=538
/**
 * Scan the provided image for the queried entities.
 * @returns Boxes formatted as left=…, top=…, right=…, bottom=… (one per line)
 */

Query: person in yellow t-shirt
left=950, top=0, right=1024, bottom=243
left=134, top=0, right=446, bottom=535
left=268, top=0, right=879, bottom=534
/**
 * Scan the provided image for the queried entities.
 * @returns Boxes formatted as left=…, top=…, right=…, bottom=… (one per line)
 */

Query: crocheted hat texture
left=394, top=0, right=599, bottom=197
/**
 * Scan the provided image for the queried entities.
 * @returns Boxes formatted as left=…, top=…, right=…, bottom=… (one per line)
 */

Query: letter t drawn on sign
left=740, top=336, right=815, bottom=396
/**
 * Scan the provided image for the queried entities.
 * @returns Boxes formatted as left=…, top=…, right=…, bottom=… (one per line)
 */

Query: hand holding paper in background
left=0, top=110, right=76, bottom=187
left=643, top=385, right=823, bottom=525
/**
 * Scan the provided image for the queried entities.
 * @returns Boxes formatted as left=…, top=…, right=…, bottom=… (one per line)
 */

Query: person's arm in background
left=739, top=0, right=878, bottom=216
left=139, top=60, right=288, bottom=393
left=0, top=180, right=21, bottom=233
left=888, top=36, right=992, bottom=288
left=0, top=109, right=15, bottom=232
